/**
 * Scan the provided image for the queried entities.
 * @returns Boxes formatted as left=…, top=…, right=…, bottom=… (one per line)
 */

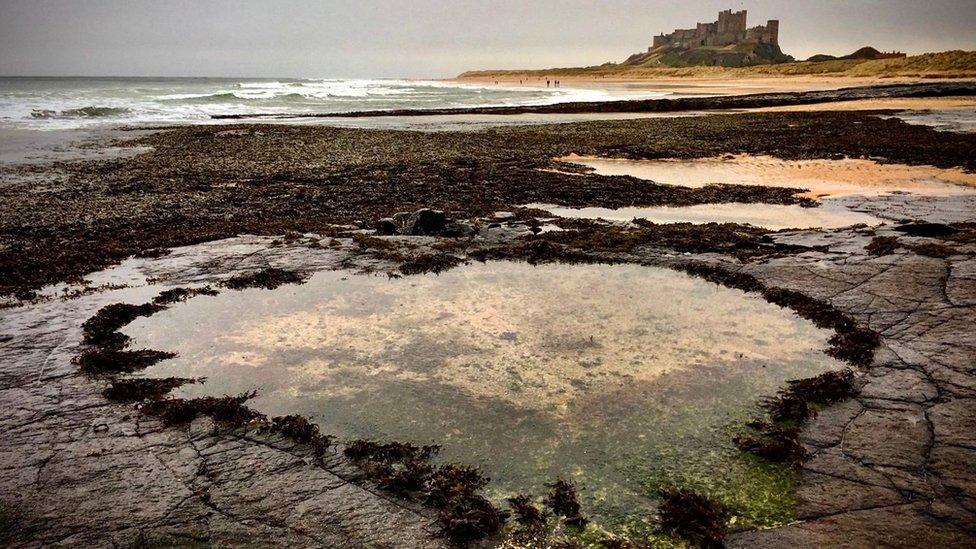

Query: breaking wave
left=3, top=76, right=673, bottom=129
left=30, top=106, right=132, bottom=119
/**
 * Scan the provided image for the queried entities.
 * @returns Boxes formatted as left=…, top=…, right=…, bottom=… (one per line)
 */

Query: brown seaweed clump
left=152, top=286, right=219, bottom=305
left=398, top=253, right=464, bottom=276
left=907, top=242, right=956, bottom=258
left=865, top=236, right=900, bottom=256
left=222, top=268, right=307, bottom=290
left=656, top=488, right=729, bottom=549
left=102, top=377, right=195, bottom=402
left=141, top=392, right=265, bottom=427
left=764, top=369, right=857, bottom=423
left=507, top=494, right=545, bottom=526
left=343, top=441, right=507, bottom=543
left=75, top=349, right=176, bottom=375
left=437, top=494, right=508, bottom=544
left=544, top=479, right=588, bottom=528
left=733, top=423, right=809, bottom=466
left=264, top=415, right=334, bottom=457
left=81, top=302, right=165, bottom=349
left=735, top=369, right=857, bottom=465
left=344, top=441, right=440, bottom=495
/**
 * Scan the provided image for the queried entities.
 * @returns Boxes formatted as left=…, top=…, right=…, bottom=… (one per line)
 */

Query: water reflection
left=524, top=201, right=880, bottom=230
left=558, top=154, right=976, bottom=198
left=128, top=262, right=843, bottom=525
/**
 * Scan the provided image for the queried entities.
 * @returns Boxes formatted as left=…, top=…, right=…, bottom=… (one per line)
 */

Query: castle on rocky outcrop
left=650, top=9, right=779, bottom=51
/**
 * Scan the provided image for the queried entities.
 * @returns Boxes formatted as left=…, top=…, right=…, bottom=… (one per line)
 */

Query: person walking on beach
left=547, top=79, right=550, bottom=88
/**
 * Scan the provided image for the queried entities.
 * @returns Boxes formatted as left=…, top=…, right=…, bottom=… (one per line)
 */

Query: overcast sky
left=1, top=0, right=974, bottom=78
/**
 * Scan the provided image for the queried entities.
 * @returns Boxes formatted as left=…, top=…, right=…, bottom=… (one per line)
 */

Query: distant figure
left=547, top=79, right=550, bottom=88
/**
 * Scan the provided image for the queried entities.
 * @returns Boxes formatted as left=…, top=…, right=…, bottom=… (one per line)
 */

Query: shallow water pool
left=524, top=201, right=881, bottom=230
left=129, top=261, right=845, bottom=528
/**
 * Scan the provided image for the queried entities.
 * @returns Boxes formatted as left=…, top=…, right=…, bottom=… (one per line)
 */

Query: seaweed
left=222, top=268, right=307, bottom=290
left=75, top=349, right=176, bottom=375
left=6, top=107, right=976, bottom=301
left=399, top=254, right=464, bottom=275
left=81, top=302, right=165, bottom=349
left=907, top=242, right=956, bottom=258
left=507, top=494, right=544, bottom=526
left=737, top=370, right=856, bottom=465
left=344, top=441, right=440, bottom=495
left=544, top=479, right=588, bottom=528
left=656, top=488, right=729, bottom=548
left=141, top=392, right=264, bottom=427
left=102, top=377, right=195, bottom=402
left=761, top=370, right=855, bottom=423
left=425, top=464, right=489, bottom=508
left=152, top=286, right=219, bottom=305
left=264, top=415, right=333, bottom=456
left=437, top=494, right=508, bottom=544
left=865, top=236, right=899, bottom=256
left=343, top=440, right=506, bottom=542
left=733, top=427, right=809, bottom=466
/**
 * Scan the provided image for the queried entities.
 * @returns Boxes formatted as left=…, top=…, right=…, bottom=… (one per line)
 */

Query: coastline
left=452, top=74, right=975, bottom=97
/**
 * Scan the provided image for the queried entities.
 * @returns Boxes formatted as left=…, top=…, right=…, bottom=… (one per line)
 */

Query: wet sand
left=558, top=153, right=976, bottom=198
left=455, top=75, right=976, bottom=97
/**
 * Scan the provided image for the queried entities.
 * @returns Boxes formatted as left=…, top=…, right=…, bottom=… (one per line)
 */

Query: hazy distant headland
left=459, top=8, right=976, bottom=81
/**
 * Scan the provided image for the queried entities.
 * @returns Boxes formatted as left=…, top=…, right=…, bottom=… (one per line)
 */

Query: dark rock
left=895, top=222, right=959, bottom=237
left=375, top=218, right=398, bottom=236
left=404, top=209, right=448, bottom=236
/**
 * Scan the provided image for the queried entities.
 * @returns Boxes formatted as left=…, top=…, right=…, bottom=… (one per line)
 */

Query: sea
left=0, top=76, right=671, bottom=131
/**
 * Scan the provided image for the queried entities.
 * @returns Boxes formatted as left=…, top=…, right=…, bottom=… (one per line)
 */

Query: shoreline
left=208, top=82, right=976, bottom=120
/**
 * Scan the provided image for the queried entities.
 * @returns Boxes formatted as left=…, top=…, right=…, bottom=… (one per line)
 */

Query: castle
left=651, top=9, right=779, bottom=51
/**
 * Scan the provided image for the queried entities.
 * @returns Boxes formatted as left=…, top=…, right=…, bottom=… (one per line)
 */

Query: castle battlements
left=651, top=9, right=779, bottom=51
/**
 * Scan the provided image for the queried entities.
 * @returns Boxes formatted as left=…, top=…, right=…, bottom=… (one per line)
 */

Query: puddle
left=129, top=261, right=845, bottom=528
left=524, top=201, right=881, bottom=230
left=558, top=154, right=976, bottom=198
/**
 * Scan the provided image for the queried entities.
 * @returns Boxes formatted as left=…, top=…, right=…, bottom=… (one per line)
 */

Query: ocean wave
left=30, top=106, right=131, bottom=119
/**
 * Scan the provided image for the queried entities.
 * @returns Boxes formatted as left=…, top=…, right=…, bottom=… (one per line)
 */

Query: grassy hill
left=458, top=50, right=976, bottom=80
left=623, top=43, right=793, bottom=69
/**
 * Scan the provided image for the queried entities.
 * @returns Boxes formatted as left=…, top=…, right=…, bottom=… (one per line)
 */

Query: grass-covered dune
left=458, top=50, right=976, bottom=80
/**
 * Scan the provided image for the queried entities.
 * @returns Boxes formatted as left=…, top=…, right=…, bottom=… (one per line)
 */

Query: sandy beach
left=454, top=74, right=976, bottom=96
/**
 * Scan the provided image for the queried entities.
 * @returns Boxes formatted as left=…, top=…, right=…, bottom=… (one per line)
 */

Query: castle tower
left=766, top=20, right=779, bottom=46
left=716, top=9, right=748, bottom=45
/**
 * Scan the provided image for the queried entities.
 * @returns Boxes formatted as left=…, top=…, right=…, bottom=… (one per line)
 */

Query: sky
left=1, top=0, right=974, bottom=78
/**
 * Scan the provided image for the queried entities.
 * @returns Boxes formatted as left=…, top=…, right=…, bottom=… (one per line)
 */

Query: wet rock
left=859, top=368, right=938, bottom=403
left=375, top=218, right=398, bottom=236
left=842, top=408, right=931, bottom=468
left=928, top=398, right=976, bottom=448
left=405, top=209, right=448, bottom=236
left=895, top=222, right=959, bottom=238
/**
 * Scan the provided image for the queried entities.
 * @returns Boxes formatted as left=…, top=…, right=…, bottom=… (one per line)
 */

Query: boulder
left=374, top=218, right=398, bottom=236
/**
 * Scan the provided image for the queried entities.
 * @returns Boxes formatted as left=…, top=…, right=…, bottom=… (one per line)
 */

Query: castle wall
left=650, top=9, right=779, bottom=51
